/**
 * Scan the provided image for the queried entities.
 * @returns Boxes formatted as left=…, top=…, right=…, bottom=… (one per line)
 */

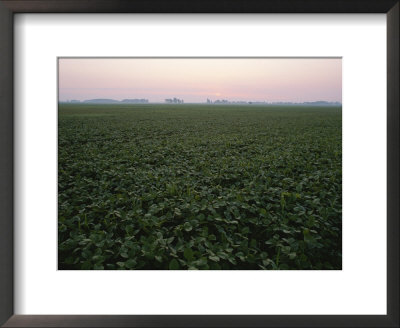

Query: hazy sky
left=58, top=58, right=341, bottom=103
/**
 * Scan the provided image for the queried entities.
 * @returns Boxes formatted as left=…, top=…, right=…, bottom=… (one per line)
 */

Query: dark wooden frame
left=0, top=1, right=398, bottom=327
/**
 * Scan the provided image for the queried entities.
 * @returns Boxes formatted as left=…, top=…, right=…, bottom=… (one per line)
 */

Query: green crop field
left=58, top=104, right=342, bottom=270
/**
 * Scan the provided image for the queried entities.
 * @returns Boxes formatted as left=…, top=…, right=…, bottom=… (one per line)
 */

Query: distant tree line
left=165, top=98, right=184, bottom=104
left=205, top=99, right=342, bottom=106
left=62, top=98, right=149, bottom=104
left=121, top=99, right=149, bottom=103
left=207, top=99, right=251, bottom=105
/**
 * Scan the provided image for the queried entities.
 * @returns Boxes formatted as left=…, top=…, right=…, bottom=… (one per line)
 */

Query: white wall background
left=14, top=14, right=386, bottom=315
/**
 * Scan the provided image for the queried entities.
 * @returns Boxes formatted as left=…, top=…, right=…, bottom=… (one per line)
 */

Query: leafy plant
left=58, top=104, right=342, bottom=270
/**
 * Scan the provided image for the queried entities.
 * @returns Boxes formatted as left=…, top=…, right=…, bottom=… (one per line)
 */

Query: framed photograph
left=0, top=0, right=398, bottom=327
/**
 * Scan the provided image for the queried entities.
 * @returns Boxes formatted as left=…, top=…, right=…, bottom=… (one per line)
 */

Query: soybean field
left=58, top=104, right=342, bottom=270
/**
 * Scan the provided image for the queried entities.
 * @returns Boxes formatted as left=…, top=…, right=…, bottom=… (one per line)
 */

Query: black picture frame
left=0, top=1, right=398, bottom=327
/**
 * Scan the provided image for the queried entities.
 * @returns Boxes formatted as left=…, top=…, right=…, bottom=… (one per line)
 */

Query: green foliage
left=169, top=259, right=180, bottom=270
left=58, top=104, right=342, bottom=270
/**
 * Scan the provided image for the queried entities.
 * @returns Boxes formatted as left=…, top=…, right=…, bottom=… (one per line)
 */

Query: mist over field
left=59, top=58, right=342, bottom=104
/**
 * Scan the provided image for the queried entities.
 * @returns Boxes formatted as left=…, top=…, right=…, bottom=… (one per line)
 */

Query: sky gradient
left=58, top=58, right=342, bottom=103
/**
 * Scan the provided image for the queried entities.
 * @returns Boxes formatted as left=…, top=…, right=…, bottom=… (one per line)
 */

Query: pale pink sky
left=58, top=58, right=341, bottom=103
